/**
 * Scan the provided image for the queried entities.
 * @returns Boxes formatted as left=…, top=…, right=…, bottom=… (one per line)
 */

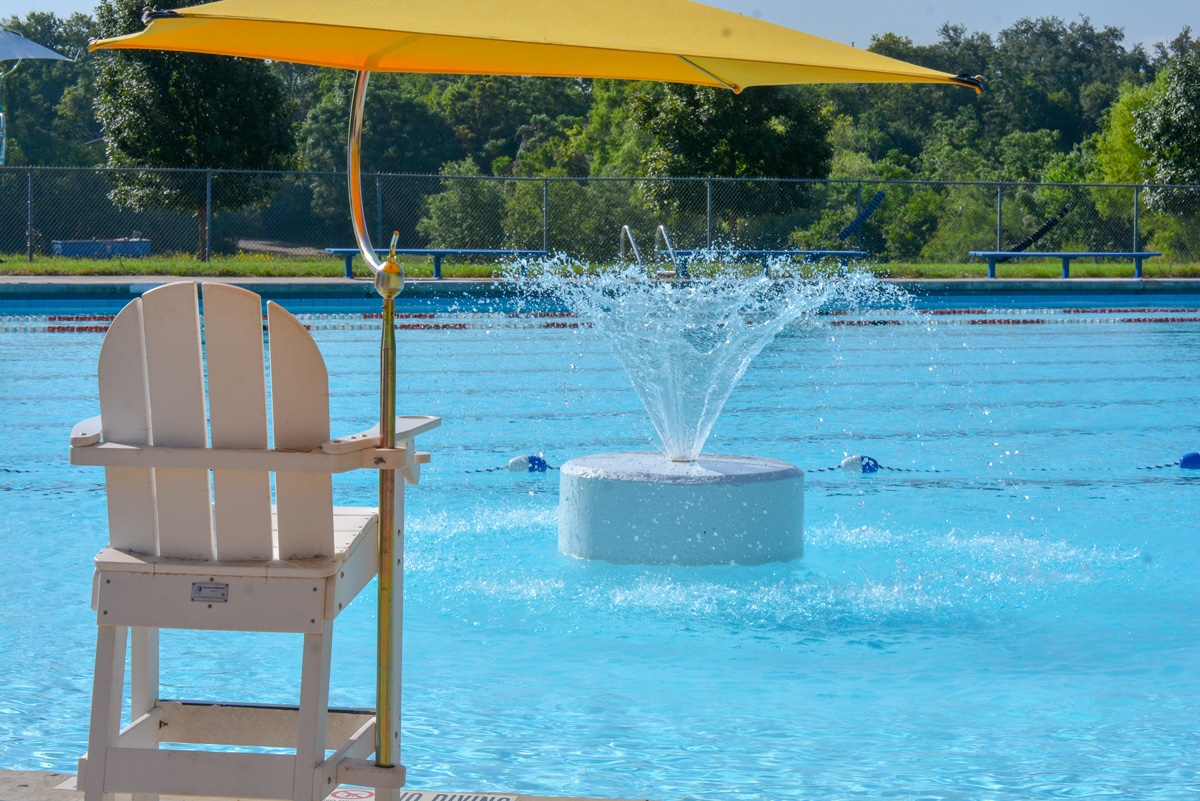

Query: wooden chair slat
left=140, top=283, right=213, bottom=560
left=267, top=301, right=334, bottom=559
left=97, top=299, right=156, bottom=554
left=202, top=283, right=272, bottom=561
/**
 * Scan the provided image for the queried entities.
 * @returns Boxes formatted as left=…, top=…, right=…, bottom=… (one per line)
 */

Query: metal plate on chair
left=191, top=582, right=229, bottom=602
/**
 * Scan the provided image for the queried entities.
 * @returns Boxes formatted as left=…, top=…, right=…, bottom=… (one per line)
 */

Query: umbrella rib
left=677, top=55, right=739, bottom=92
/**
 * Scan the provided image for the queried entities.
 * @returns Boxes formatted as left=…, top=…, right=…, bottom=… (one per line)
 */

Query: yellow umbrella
left=94, top=0, right=980, bottom=92
left=91, top=2, right=980, bottom=784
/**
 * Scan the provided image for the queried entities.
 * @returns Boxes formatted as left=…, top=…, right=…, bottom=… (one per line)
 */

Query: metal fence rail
left=2, top=166, right=1198, bottom=265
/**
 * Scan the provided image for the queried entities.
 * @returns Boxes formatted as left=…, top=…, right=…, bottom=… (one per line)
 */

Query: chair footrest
left=105, top=747, right=296, bottom=799
left=155, top=699, right=374, bottom=748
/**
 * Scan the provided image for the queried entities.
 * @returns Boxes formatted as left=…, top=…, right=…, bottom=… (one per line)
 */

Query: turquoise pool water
left=1, top=294, right=1198, bottom=799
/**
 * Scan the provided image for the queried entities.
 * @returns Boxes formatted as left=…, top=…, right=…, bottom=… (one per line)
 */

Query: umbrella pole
left=348, top=68, right=403, bottom=770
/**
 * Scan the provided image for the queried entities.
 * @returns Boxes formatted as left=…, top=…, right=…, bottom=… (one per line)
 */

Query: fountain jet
left=523, top=257, right=903, bottom=564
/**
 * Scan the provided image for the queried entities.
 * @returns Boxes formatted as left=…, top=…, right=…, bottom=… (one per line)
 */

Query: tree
left=828, top=25, right=992, bottom=160
left=988, top=17, right=1149, bottom=149
left=1092, top=80, right=1161, bottom=185
left=816, top=17, right=1155, bottom=181
left=995, top=130, right=1061, bottom=182
left=298, top=71, right=463, bottom=244
left=300, top=71, right=461, bottom=175
left=94, top=0, right=296, bottom=256
left=563, top=80, right=658, bottom=177
left=918, top=107, right=992, bottom=181
left=1135, top=46, right=1200, bottom=207
left=0, top=12, right=99, bottom=166
left=631, top=83, right=831, bottom=233
left=431, top=75, right=591, bottom=173
left=416, top=157, right=507, bottom=248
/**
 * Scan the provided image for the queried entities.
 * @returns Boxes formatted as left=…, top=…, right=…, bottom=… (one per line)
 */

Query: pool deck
left=0, top=770, right=645, bottom=801
left=2, top=274, right=1200, bottom=303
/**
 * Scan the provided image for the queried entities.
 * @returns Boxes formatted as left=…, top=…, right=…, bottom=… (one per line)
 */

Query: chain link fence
left=3, top=165, right=1199, bottom=266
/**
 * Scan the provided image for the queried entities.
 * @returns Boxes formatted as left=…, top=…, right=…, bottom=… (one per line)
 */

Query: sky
left=0, top=0, right=1194, bottom=50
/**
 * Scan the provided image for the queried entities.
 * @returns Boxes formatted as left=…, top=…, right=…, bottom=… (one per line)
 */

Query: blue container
left=51, top=239, right=152, bottom=258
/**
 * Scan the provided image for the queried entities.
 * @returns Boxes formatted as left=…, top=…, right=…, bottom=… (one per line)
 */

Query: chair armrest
left=70, top=415, right=103, bottom=447
left=71, top=442, right=419, bottom=474
left=70, top=414, right=436, bottom=478
left=323, top=415, right=441, bottom=454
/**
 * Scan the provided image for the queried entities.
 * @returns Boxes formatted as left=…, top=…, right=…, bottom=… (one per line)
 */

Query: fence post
left=376, top=174, right=383, bottom=246
left=706, top=180, right=713, bottom=249
left=204, top=169, right=212, bottom=262
left=996, top=184, right=1003, bottom=251
left=856, top=183, right=863, bottom=250
left=26, top=169, right=33, bottom=262
left=1133, top=185, right=1140, bottom=253
left=542, top=179, right=549, bottom=252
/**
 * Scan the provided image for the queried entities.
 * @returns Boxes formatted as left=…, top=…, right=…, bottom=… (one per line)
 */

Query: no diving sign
left=325, top=792, right=519, bottom=801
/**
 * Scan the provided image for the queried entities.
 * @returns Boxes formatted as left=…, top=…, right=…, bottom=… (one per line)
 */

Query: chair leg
left=131, top=627, right=160, bottom=801
left=376, top=486, right=406, bottom=801
left=295, top=628, right=333, bottom=801
left=84, top=625, right=128, bottom=801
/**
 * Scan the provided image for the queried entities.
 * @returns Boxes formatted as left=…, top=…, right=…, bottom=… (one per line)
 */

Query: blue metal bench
left=968, top=251, right=1162, bottom=279
left=326, top=247, right=548, bottom=279
left=673, top=249, right=868, bottom=277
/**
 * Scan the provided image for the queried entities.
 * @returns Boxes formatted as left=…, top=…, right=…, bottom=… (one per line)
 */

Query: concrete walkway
left=0, top=770, right=644, bottom=801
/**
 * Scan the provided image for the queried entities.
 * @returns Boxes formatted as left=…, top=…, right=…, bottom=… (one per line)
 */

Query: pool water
left=1, top=297, right=1198, bottom=800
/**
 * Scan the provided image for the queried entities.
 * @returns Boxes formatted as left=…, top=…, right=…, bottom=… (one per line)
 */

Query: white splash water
left=521, top=261, right=907, bottom=462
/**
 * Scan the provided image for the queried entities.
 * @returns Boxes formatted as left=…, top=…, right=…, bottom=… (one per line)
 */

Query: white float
left=558, top=452, right=804, bottom=565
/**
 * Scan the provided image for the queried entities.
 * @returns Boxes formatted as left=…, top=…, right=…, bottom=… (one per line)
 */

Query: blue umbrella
left=1, top=28, right=72, bottom=165
left=0, top=28, right=72, bottom=62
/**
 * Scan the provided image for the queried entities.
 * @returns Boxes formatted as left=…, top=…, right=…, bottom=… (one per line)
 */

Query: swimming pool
left=1, top=290, right=1198, bottom=799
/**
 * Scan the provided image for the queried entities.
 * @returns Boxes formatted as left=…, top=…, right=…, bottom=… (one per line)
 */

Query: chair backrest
left=97, top=281, right=335, bottom=561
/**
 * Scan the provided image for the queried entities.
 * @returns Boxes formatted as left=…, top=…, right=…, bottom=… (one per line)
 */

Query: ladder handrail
left=654, top=225, right=680, bottom=273
left=619, top=225, right=643, bottom=267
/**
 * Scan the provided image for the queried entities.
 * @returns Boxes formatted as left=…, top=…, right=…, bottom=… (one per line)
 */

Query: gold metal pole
left=348, top=68, right=404, bottom=770
left=375, top=283, right=399, bottom=769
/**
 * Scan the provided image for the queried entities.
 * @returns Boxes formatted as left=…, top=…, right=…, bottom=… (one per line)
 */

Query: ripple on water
left=398, top=502, right=1142, bottom=644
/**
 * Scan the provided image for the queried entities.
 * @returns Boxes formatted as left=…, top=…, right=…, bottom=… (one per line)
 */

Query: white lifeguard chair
left=70, top=281, right=437, bottom=801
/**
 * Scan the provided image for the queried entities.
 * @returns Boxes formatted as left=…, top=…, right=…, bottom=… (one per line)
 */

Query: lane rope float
left=467, top=454, right=557, bottom=474
left=808, top=455, right=942, bottom=474
left=808, top=451, right=1200, bottom=475
left=469, top=451, right=1200, bottom=476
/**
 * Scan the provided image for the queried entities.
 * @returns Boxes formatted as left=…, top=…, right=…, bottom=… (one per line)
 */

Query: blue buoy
left=507, top=454, right=550, bottom=473
left=1181, top=452, right=1200, bottom=470
left=840, top=455, right=880, bottom=474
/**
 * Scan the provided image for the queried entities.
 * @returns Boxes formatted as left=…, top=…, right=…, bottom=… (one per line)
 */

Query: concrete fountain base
left=558, top=452, right=804, bottom=565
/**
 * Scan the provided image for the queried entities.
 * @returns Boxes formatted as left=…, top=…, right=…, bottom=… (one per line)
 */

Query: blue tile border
left=3, top=277, right=1200, bottom=315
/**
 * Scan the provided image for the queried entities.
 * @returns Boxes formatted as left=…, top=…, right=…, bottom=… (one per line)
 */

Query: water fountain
left=524, top=247, right=903, bottom=565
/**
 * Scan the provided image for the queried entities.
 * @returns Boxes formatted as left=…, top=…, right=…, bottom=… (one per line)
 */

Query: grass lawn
left=0, top=253, right=497, bottom=279
left=3, top=253, right=1199, bottom=280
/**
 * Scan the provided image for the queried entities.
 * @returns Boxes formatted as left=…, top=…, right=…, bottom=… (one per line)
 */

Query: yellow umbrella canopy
left=92, top=0, right=981, bottom=93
